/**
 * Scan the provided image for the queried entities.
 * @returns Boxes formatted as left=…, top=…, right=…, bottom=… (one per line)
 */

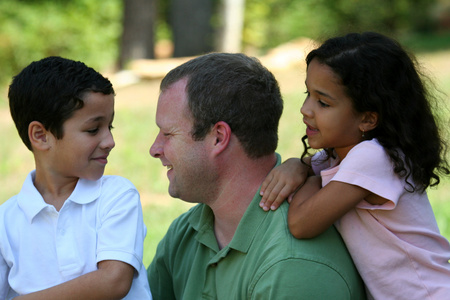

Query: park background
left=1, top=0, right=450, bottom=266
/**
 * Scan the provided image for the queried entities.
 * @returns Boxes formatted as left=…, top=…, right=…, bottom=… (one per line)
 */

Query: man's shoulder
left=252, top=208, right=357, bottom=274
left=248, top=211, right=364, bottom=298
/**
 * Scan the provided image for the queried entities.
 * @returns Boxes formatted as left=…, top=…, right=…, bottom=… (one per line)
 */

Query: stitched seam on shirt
left=248, top=257, right=353, bottom=298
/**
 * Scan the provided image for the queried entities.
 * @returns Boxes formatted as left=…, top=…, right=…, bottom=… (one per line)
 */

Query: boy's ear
left=28, top=121, right=52, bottom=150
left=360, top=111, right=378, bottom=132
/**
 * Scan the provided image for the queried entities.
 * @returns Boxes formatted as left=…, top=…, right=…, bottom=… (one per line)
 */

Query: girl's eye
left=318, top=100, right=330, bottom=108
left=304, top=91, right=310, bottom=97
left=109, top=125, right=114, bottom=131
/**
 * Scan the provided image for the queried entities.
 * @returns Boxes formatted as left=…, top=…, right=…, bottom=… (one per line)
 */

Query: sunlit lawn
left=1, top=50, right=450, bottom=267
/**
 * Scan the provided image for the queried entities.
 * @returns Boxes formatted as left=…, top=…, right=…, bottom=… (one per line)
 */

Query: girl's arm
left=288, top=180, right=387, bottom=239
left=14, top=260, right=134, bottom=300
left=260, top=157, right=313, bottom=211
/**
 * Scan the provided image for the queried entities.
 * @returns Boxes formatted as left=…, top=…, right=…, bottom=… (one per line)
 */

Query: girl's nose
left=300, top=98, right=312, bottom=117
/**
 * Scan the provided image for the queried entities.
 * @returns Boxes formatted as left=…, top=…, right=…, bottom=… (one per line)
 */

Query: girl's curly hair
left=301, top=32, right=449, bottom=192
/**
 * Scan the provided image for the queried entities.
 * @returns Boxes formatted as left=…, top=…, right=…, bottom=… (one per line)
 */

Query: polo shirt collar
left=67, top=177, right=102, bottom=205
left=18, top=170, right=101, bottom=222
left=189, top=153, right=282, bottom=254
left=189, top=205, right=219, bottom=251
left=231, top=153, right=282, bottom=253
left=228, top=187, right=268, bottom=253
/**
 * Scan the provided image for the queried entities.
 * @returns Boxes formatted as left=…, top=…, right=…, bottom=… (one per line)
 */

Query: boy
left=0, top=57, right=152, bottom=299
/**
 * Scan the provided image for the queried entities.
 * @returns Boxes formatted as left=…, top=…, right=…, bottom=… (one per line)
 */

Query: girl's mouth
left=305, top=124, right=319, bottom=136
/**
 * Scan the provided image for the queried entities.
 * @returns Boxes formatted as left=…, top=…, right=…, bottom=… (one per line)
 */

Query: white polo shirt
left=0, top=171, right=152, bottom=299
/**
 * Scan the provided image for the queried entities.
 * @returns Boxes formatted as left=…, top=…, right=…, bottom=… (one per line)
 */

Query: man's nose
left=150, top=134, right=162, bottom=158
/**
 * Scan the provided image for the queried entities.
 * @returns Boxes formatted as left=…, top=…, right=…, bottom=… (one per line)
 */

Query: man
left=147, top=53, right=365, bottom=299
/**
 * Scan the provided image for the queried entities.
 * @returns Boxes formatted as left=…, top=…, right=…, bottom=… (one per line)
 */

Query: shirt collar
left=230, top=153, right=282, bottom=253
left=188, top=153, right=282, bottom=253
left=17, top=170, right=101, bottom=223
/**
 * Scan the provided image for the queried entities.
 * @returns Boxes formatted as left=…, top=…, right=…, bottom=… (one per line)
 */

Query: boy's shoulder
left=0, top=171, right=34, bottom=212
left=100, top=175, right=135, bottom=188
left=93, top=175, right=139, bottom=199
left=0, top=194, right=19, bottom=214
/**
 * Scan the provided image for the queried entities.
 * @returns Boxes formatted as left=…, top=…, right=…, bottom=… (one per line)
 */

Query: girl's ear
left=29, top=121, right=52, bottom=151
left=360, top=111, right=378, bottom=132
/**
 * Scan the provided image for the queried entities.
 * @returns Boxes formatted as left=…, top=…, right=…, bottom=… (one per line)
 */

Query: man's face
left=150, top=79, right=216, bottom=202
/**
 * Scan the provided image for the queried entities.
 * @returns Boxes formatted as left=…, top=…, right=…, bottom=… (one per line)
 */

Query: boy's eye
left=109, top=125, right=114, bottom=131
left=87, top=128, right=99, bottom=134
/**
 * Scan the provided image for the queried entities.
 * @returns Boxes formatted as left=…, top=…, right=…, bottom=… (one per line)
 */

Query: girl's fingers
left=260, top=181, right=284, bottom=210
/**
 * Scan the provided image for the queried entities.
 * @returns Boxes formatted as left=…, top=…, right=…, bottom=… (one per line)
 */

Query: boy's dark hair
left=303, top=31, right=449, bottom=191
left=160, top=52, right=283, bottom=159
left=8, top=56, right=114, bottom=151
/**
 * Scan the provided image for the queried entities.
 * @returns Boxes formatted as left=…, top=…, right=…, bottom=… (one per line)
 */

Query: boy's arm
left=14, top=260, right=134, bottom=300
left=288, top=180, right=377, bottom=239
left=1, top=254, right=9, bottom=299
left=259, top=157, right=312, bottom=211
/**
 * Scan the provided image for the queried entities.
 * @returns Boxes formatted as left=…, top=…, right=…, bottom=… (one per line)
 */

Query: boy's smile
left=46, top=92, right=115, bottom=182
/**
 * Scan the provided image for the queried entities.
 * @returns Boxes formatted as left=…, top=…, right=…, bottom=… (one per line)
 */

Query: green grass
left=1, top=50, right=450, bottom=267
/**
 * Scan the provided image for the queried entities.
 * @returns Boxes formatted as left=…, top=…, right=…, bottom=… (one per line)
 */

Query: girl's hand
left=259, top=158, right=310, bottom=211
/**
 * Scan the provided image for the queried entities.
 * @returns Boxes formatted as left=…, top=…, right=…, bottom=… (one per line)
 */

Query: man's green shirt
left=148, top=155, right=366, bottom=299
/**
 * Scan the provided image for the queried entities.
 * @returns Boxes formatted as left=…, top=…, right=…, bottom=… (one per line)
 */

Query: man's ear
left=28, top=121, right=52, bottom=151
left=210, top=121, right=231, bottom=156
left=360, top=111, right=378, bottom=133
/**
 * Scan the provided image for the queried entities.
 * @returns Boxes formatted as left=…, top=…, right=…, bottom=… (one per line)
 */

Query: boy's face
left=48, top=92, right=115, bottom=181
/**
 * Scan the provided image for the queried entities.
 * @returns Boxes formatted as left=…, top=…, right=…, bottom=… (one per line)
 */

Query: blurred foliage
left=0, top=0, right=449, bottom=86
left=0, top=0, right=121, bottom=85
left=244, top=0, right=445, bottom=52
left=400, top=31, right=450, bottom=52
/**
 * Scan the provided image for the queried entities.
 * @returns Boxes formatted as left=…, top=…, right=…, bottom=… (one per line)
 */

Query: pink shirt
left=312, top=139, right=450, bottom=300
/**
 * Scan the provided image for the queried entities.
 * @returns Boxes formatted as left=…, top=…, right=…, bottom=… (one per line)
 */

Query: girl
left=259, top=32, right=450, bottom=299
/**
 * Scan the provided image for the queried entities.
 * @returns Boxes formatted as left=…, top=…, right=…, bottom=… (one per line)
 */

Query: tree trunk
left=118, top=0, right=156, bottom=69
left=170, top=0, right=214, bottom=57
left=217, top=0, right=245, bottom=53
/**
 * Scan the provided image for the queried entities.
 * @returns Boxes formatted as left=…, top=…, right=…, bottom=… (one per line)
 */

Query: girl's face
left=301, top=58, right=365, bottom=160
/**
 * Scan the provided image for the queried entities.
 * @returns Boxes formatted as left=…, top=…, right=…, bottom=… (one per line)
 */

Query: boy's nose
left=102, top=131, right=115, bottom=151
